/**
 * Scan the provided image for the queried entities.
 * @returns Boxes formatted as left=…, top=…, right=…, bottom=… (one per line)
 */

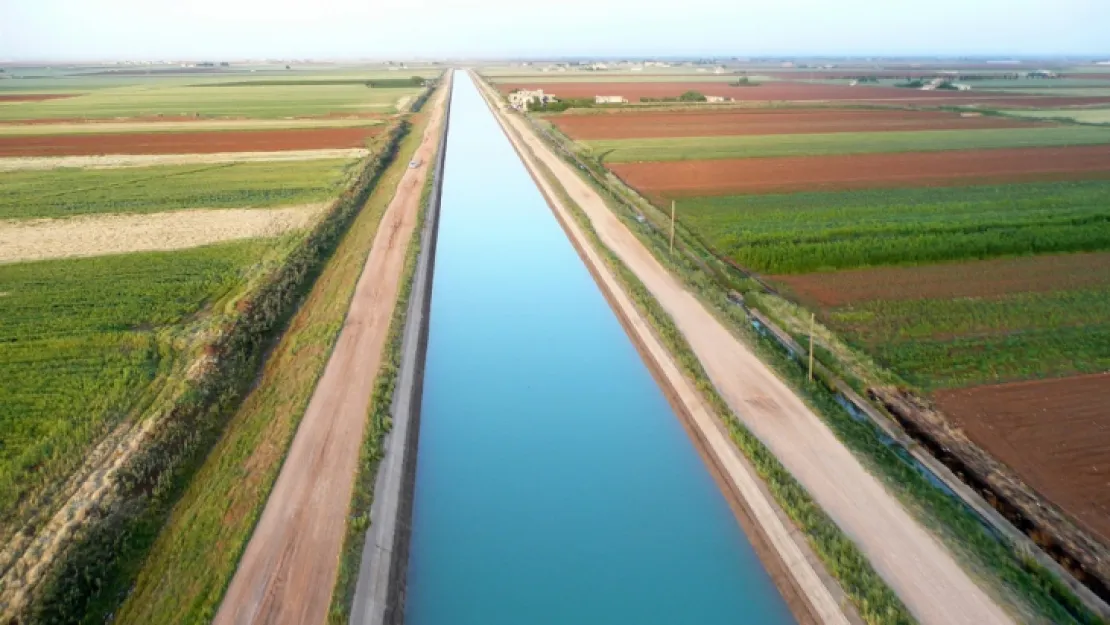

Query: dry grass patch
left=0, top=205, right=326, bottom=263
left=0, top=148, right=370, bottom=172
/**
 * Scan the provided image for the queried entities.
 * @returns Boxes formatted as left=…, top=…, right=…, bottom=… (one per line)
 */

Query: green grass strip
left=590, top=126, right=1110, bottom=162
left=0, top=159, right=360, bottom=220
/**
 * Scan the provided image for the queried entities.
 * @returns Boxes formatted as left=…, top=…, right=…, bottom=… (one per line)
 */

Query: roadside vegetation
left=327, top=136, right=439, bottom=625
left=110, top=116, right=427, bottom=624
left=0, top=159, right=360, bottom=219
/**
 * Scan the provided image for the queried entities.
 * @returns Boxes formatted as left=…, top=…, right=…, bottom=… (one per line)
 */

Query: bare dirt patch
left=0, top=127, right=381, bottom=157
left=551, top=108, right=1041, bottom=140
left=0, top=94, right=76, bottom=103
left=0, top=148, right=369, bottom=171
left=935, top=373, right=1110, bottom=544
left=610, top=145, right=1110, bottom=196
left=0, top=205, right=325, bottom=263
left=773, top=252, right=1110, bottom=307
left=498, top=81, right=1110, bottom=107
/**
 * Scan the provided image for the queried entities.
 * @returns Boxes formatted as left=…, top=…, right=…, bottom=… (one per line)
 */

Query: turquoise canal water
left=404, top=74, right=796, bottom=625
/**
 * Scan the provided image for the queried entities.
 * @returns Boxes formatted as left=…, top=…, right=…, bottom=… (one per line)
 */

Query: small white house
left=595, top=95, right=628, bottom=104
left=705, top=95, right=732, bottom=103
left=508, top=89, right=556, bottom=110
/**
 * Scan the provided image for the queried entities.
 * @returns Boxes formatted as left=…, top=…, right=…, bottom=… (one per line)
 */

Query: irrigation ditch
left=479, top=73, right=1110, bottom=624
left=347, top=70, right=452, bottom=625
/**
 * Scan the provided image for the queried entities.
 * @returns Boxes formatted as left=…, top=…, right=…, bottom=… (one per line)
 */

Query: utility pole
left=670, top=200, right=676, bottom=255
left=808, top=312, right=815, bottom=383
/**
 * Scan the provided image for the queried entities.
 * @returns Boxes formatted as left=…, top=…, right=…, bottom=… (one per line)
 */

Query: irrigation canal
left=403, top=73, right=796, bottom=624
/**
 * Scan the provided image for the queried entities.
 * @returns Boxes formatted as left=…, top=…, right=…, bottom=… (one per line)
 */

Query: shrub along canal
left=404, top=73, right=797, bottom=624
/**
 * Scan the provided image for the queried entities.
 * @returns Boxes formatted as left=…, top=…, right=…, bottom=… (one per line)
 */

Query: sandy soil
left=610, top=145, right=1110, bottom=196
left=0, top=148, right=369, bottom=171
left=936, top=373, right=1110, bottom=545
left=773, top=252, right=1110, bottom=307
left=482, top=74, right=1013, bottom=625
left=0, top=205, right=325, bottom=264
left=212, top=85, right=446, bottom=625
left=497, top=80, right=1110, bottom=107
left=552, top=108, right=1039, bottom=140
left=0, top=127, right=382, bottom=157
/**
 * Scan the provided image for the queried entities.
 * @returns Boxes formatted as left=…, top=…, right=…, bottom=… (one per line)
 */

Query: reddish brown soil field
left=0, top=94, right=76, bottom=102
left=498, top=81, right=1110, bottom=107
left=935, top=373, right=1110, bottom=543
left=772, top=252, right=1110, bottom=307
left=0, top=126, right=382, bottom=157
left=610, top=145, right=1110, bottom=197
left=550, top=108, right=1040, bottom=140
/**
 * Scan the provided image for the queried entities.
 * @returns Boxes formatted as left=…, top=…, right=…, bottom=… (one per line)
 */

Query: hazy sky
left=2, top=0, right=1108, bottom=61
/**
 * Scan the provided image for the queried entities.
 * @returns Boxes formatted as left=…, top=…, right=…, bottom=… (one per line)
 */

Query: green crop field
left=0, top=83, right=420, bottom=120
left=0, top=239, right=288, bottom=529
left=807, top=284, right=1110, bottom=390
left=0, top=158, right=359, bottom=220
left=1002, top=108, right=1110, bottom=125
left=677, top=180, right=1110, bottom=274
left=588, top=126, right=1110, bottom=162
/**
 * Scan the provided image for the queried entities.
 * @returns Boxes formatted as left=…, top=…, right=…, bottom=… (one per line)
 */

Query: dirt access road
left=477, top=73, right=1012, bottom=625
left=212, top=84, right=447, bottom=625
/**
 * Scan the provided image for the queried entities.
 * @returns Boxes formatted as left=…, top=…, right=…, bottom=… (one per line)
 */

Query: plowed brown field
left=935, top=373, right=1110, bottom=543
left=551, top=109, right=1038, bottom=140
left=0, top=94, right=75, bottom=102
left=773, top=252, right=1110, bottom=307
left=498, top=81, right=1110, bottom=107
left=0, top=126, right=383, bottom=157
left=610, top=145, right=1110, bottom=196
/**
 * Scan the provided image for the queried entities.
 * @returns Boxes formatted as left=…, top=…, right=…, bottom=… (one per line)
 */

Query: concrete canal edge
left=472, top=72, right=858, bottom=625
left=351, top=70, right=453, bottom=625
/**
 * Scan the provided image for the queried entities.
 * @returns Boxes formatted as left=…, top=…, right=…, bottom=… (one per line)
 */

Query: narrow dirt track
left=212, top=86, right=446, bottom=625
left=479, top=74, right=1014, bottom=625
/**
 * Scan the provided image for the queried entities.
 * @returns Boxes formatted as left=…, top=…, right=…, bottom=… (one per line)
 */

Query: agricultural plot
left=498, top=80, right=1110, bottom=106
left=0, top=126, right=382, bottom=157
left=0, top=83, right=419, bottom=121
left=1002, top=108, right=1110, bottom=125
left=772, top=254, right=1110, bottom=547
left=0, top=240, right=288, bottom=531
left=550, top=108, right=1038, bottom=140
left=610, top=144, right=1110, bottom=196
left=935, top=373, right=1110, bottom=544
left=0, top=117, right=383, bottom=136
left=0, top=66, right=439, bottom=621
left=675, top=181, right=1110, bottom=273
left=590, top=126, right=1110, bottom=162
left=0, top=158, right=358, bottom=219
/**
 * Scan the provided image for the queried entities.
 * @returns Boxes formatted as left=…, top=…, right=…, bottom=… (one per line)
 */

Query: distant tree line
left=641, top=90, right=708, bottom=103
left=367, top=76, right=427, bottom=88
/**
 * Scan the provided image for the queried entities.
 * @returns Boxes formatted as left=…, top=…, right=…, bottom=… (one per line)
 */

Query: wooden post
left=808, top=312, right=815, bottom=382
left=670, top=200, right=676, bottom=255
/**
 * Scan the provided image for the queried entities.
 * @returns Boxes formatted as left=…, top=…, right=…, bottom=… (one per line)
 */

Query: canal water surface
left=404, top=73, right=797, bottom=625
